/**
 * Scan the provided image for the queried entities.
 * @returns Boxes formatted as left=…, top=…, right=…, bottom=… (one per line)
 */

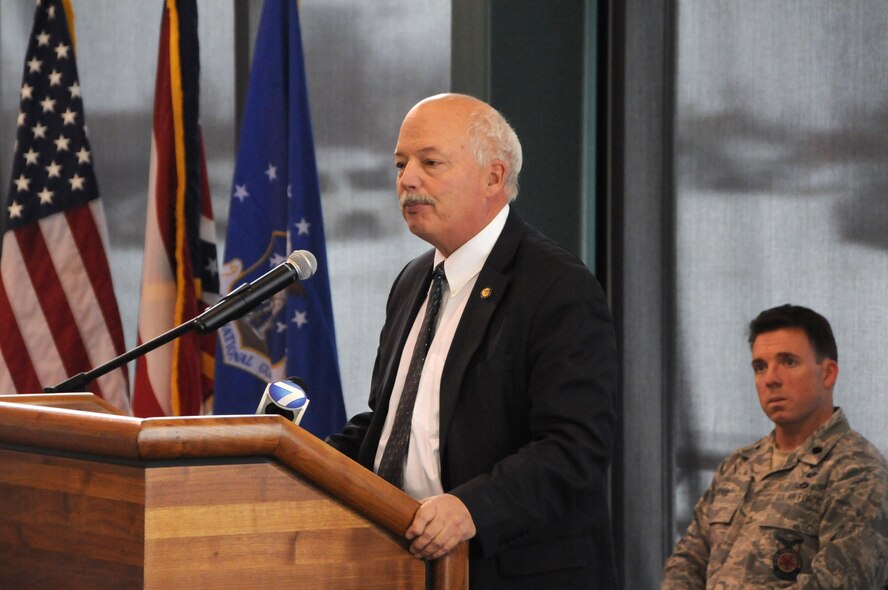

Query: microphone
left=44, top=249, right=317, bottom=394
left=256, top=377, right=310, bottom=425
left=193, top=250, right=317, bottom=333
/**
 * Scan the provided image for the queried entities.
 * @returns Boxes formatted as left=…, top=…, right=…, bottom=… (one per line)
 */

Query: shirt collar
left=434, top=205, right=509, bottom=297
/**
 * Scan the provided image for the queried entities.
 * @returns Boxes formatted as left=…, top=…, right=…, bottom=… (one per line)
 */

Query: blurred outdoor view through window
left=302, top=1, right=450, bottom=415
left=0, top=0, right=451, bottom=417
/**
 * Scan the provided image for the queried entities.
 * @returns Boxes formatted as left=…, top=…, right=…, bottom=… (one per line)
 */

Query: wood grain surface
left=0, top=395, right=468, bottom=589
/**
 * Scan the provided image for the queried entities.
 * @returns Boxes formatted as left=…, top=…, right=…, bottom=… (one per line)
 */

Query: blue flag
left=213, top=0, right=346, bottom=439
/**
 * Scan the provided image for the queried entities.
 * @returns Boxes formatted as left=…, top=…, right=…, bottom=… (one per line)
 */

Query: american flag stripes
left=0, top=0, right=130, bottom=412
left=132, top=0, right=219, bottom=417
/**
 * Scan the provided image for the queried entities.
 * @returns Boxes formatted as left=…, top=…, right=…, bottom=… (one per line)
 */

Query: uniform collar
left=789, top=407, right=849, bottom=466
left=741, top=408, right=849, bottom=471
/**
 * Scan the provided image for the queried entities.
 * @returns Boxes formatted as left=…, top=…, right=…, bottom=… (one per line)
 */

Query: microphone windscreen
left=287, top=250, right=317, bottom=280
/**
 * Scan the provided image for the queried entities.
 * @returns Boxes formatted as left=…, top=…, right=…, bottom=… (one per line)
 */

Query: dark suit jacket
left=328, top=209, right=618, bottom=589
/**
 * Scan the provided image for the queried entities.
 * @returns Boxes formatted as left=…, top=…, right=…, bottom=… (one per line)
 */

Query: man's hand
left=405, top=493, right=476, bottom=560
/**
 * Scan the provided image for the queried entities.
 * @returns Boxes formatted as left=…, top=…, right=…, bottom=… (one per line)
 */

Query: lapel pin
left=480, top=287, right=492, bottom=299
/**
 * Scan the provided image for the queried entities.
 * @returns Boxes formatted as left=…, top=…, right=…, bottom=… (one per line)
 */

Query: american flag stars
left=14, top=175, right=31, bottom=192
left=205, top=257, right=218, bottom=277
left=31, top=122, right=47, bottom=139
left=68, top=173, right=85, bottom=191
left=54, top=42, right=70, bottom=60
left=7, top=201, right=24, bottom=219
left=7, top=0, right=96, bottom=230
left=45, top=161, right=61, bottom=178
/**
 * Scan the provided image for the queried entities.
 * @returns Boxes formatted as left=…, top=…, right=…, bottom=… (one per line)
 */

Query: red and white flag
left=0, top=0, right=130, bottom=412
left=132, top=0, right=219, bottom=417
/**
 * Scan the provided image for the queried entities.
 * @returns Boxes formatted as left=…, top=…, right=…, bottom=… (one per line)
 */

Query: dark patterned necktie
left=377, top=262, right=447, bottom=488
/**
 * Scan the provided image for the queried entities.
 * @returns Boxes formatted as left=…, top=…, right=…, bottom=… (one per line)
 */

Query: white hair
left=466, top=105, right=523, bottom=201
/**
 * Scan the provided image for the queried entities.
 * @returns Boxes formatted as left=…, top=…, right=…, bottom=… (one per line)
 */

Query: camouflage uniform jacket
left=662, top=409, right=888, bottom=589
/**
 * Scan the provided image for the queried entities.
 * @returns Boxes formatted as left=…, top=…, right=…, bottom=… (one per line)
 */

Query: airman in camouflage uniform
left=662, top=305, right=888, bottom=589
left=662, top=408, right=888, bottom=588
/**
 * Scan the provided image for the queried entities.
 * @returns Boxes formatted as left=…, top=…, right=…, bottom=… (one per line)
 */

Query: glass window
left=672, top=0, right=888, bottom=535
left=0, top=0, right=451, bottom=417
left=302, top=0, right=450, bottom=415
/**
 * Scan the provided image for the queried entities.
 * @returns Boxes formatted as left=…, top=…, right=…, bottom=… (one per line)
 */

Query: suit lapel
left=438, top=210, right=526, bottom=456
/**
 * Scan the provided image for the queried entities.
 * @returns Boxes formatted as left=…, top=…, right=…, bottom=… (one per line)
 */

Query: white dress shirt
left=374, top=205, right=510, bottom=499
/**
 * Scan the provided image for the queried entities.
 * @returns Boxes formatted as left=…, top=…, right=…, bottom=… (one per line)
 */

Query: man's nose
left=764, top=366, right=782, bottom=388
left=398, top=160, right=420, bottom=192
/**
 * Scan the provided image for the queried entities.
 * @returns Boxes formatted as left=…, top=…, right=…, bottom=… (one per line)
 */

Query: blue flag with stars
left=213, top=0, right=345, bottom=439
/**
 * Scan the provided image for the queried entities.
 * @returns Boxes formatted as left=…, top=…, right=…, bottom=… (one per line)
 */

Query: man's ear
left=484, top=160, right=507, bottom=195
left=822, top=358, right=839, bottom=388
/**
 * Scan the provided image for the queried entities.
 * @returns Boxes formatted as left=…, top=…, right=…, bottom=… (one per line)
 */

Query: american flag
left=0, top=0, right=130, bottom=412
left=131, top=0, right=219, bottom=417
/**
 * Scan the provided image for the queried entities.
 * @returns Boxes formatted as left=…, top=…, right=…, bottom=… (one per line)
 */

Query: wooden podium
left=0, top=394, right=467, bottom=589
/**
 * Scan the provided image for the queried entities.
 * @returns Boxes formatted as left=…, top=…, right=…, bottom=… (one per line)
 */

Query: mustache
left=399, top=192, right=435, bottom=208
